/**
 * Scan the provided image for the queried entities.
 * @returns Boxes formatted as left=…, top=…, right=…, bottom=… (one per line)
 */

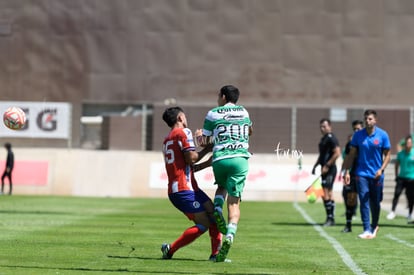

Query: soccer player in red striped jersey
left=160, top=106, right=221, bottom=261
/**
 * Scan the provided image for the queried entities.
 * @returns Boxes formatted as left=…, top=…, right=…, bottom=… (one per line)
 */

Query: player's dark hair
left=319, top=118, right=331, bottom=125
left=352, top=120, right=363, bottom=127
left=162, top=106, right=184, bottom=127
left=4, top=143, right=11, bottom=150
left=405, top=135, right=412, bottom=142
left=364, top=109, right=377, bottom=118
left=220, top=85, right=240, bottom=103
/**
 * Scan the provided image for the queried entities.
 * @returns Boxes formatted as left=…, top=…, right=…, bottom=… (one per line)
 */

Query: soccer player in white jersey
left=199, top=85, right=253, bottom=262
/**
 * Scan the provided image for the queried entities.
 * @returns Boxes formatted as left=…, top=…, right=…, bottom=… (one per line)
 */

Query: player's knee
left=195, top=224, right=208, bottom=233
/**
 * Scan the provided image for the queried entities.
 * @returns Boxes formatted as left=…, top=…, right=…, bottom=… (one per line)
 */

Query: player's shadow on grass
left=108, top=256, right=275, bottom=275
left=1, top=264, right=225, bottom=274
left=2, top=260, right=276, bottom=274
left=107, top=255, right=208, bottom=262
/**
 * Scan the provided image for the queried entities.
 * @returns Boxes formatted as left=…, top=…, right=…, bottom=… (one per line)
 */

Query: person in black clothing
left=312, top=119, right=341, bottom=226
left=387, top=135, right=414, bottom=221
left=1, top=143, right=14, bottom=195
left=341, top=120, right=363, bottom=233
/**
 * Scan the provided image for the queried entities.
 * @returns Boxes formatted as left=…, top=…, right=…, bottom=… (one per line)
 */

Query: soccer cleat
left=215, top=236, right=233, bottom=262
left=358, top=231, right=373, bottom=239
left=386, top=211, right=396, bottom=220
left=161, top=243, right=172, bottom=259
left=209, top=254, right=217, bottom=261
left=214, top=209, right=227, bottom=235
left=323, top=219, right=335, bottom=227
left=341, top=226, right=352, bottom=233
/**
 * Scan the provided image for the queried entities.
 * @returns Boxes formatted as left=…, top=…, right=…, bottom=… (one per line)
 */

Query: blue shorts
left=168, top=190, right=211, bottom=220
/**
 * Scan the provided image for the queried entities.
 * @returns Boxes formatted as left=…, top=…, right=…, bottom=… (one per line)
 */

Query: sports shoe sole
left=358, top=232, right=373, bottom=239
left=214, top=210, right=227, bottom=235
left=216, top=238, right=232, bottom=262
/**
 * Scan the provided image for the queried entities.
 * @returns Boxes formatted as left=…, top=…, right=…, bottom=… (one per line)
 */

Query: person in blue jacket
left=342, top=110, right=391, bottom=239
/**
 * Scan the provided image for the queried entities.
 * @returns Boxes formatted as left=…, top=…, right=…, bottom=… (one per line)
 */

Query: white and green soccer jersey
left=202, top=103, right=252, bottom=162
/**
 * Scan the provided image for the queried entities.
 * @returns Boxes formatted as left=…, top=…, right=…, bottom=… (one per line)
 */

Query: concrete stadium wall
left=2, top=1, right=414, bottom=109
left=2, top=1, right=414, bottom=150
left=8, top=149, right=161, bottom=198
left=7, top=148, right=351, bottom=202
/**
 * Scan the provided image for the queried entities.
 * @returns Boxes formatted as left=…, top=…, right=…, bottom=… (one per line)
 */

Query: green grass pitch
left=0, top=195, right=413, bottom=274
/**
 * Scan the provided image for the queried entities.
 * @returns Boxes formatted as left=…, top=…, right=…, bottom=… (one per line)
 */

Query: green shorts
left=212, top=157, right=249, bottom=198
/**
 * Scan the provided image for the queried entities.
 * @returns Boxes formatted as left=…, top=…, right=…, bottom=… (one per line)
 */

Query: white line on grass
left=294, top=202, right=367, bottom=275
left=386, top=234, right=414, bottom=248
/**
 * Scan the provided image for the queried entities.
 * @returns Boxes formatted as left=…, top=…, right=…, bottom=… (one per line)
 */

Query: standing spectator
left=387, top=136, right=410, bottom=220
left=391, top=135, right=414, bottom=223
left=160, top=106, right=221, bottom=260
left=199, top=85, right=252, bottom=262
left=343, top=109, right=391, bottom=239
left=1, top=142, right=14, bottom=195
left=312, top=119, right=341, bottom=226
left=341, top=120, right=363, bottom=233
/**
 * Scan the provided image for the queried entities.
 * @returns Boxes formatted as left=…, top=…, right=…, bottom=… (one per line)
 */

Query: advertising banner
left=149, top=162, right=343, bottom=192
left=0, top=101, right=71, bottom=139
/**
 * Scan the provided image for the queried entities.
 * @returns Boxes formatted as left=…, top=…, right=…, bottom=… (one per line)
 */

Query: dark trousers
left=391, top=179, right=406, bottom=212
left=342, top=177, right=358, bottom=225
left=1, top=170, right=12, bottom=194
left=399, top=178, right=414, bottom=215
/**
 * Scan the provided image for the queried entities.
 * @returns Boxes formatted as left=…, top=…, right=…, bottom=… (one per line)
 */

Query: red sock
left=209, top=223, right=222, bottom=256
left=170, top=225, right=205, bottom=255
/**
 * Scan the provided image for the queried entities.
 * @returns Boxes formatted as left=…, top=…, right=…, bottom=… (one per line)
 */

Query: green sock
left=227, top=222, right=238, bottom=238
left=214, top=195, right=225, bottom=210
